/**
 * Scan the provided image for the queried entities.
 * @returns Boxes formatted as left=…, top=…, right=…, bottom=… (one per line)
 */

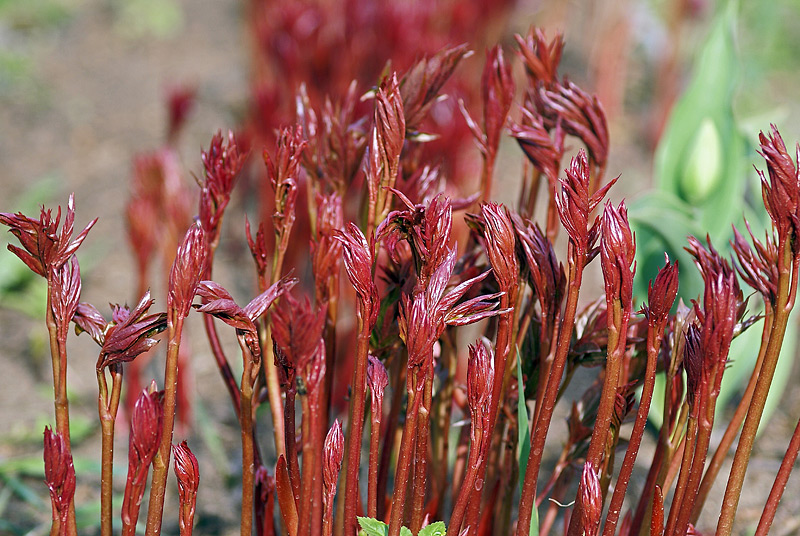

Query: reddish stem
left=755, top=413, right=800, bottom=535
left=717, top=249, right=798, bottom=536
left=410, top=369, right=434, bottom=533
left=516, top=249, right=585, bottom=536
left=343, top=326, right=372, bottom=534
left=388, top=373, right=422, bottom=536
left=203, top=314, right=241, bottom=411
left=284, top=388, right=300, bottom=506
left=368, top=400, right=382, bottom=518
left=144, top=315, right=185, bottom=536
left=602, top=320, right=663, bottom=535
left=692, top=308, right=773, bottom=522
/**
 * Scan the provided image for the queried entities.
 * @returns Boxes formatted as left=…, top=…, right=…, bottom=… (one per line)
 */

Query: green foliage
left=357, top=517, right=444, bottom=536
left=516, top=348, right=538, bottom=536
left=113, top=0, right=183, bottom=39
left=0, top=0, right=75, bottom=30
left=634, top=0, right=793, bottom=434
left=419, top=522, right=447, bottom=536
left=633, top=0, right=747, bottom=303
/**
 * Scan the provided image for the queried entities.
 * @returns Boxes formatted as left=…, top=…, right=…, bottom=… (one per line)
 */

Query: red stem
left=717, top=249, right=798, bottom=536
left=145, top=314, right=185, bottom=536
left=368, top=402, right=382, bottom=518
left=285, top=389, right=301, bottom=506
left=516, top=249, right=585, bottom=536
left=388, top=373, right=422, bottom=536
left=692, top=308, right=773, bottom=522
left=602, top=321, right=663, bottom=535
left=204, top=314, right=241, bottom=410
left=343, top=325, right=372, bottom=535
left=755, top=413, right=800, bottom=535
left=409, top=369, right=433, bottom=533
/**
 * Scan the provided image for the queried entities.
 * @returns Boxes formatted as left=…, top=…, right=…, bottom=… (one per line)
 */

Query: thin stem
left=481, top=146, right=497, bottom=203
left=449, top=428, right=483, bottom=535
left=284, top=387, right=300, bottom=506
left=377, top=349, right=407, bottom=521
left=568, top=296, right=626, bottom=536
left=410, top=368, right=433, bottom=533
left=388, top=374, right=422, bottom=536
left=46, top=289, right=76, bottom=536
left=299, top=396, right=315, bottom=536
left=717, top=249, right=797, bottom=536
left=755, top=413, right=800, bottom=535
left=431, top=331, right=456, bottom=518
left=602, top=320, right=663, bottom=535
left=664, top=414, right=697, bottom=536
left=311, top=400, right=325, bottom=536
left=343, top=326, right=371, bottom=535
left=517, top=249, right=585, bottom=536
left=495, top=418, right=519, bottom=536
left=368, top=402, right=382, bottom=518
left=97, top=367, right=123, bottom=536
left=262, top=323, right=286, bottom=457
left=145, top=314, right=185, bottom=536
left=692, top=309, right=773, bottom=522
left=322, top=294, right=339, bottom=426
left=204, top=314, right=241, bottom=411
left=673, top=394, right=718, bottom=536
left=240, top=353, right=256, bottom=536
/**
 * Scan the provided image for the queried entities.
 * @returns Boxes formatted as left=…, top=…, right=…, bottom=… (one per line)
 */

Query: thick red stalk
left=567, top=301, right=626, bottom=536
left=239, top=339, right=257, bottom=536
left=717, top=249, right=798, bottom=535
left=145, top=315, right=185, bottom=536
left=602, top=321, right=664, bottom=535
left=410, top=369, right=434, bottom=533
left=692, top=309, right=773, bottom=522
left=388, top=373, right=423, bottom=536
left=368, top=401, right=382, bottom=518
left=755, top=413, right=800, bottom=535
left=516, top=249, right=585, bottom=536
left=343, top=328, right=371, bottom=535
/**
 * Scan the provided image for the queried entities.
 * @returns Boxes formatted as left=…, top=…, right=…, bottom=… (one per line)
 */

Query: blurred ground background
left=1, top=0, right=800, bottom=534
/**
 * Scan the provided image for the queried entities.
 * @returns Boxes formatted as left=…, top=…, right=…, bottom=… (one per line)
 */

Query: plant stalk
left=602, top=319, right=662, bottom=535
left=239, top=338, right=257, bottom=536
left=755, top=413, right=800, bottom=535
left=692, top=308, right=772, bottom=522
left=97, top=367, right=123, bottom=536
left=517, top=249, right=585, bottom=536
left=716, top=247, right=797, bottom=536
left=145, top=314, right=185, bottom=536
left=343, top=324, right=372, bottom=535
left=388, top=371, right=422, bottom=536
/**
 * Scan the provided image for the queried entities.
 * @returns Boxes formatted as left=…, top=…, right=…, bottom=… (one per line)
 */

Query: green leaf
left=516, top=346, right=530, bottom=494
left=628, top=190, right=704, bottom=304
left=516, top=347, right=538, bottom=536
left=400, top=528, right=413, bottom=536
left=419, top=521, right=447, bottom=536
left=655, top=2, right=742, bottom=233
left=357, top=517, right=389, bottom=536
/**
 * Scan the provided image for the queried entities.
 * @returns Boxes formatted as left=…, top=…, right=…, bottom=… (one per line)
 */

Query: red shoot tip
left=43, top=426, right=76, bottom=526
left=580, top=461, right=602, bottom=536
left=168, top=222, right=207, bottom=322
left=0, top=193, right=96, bottom=279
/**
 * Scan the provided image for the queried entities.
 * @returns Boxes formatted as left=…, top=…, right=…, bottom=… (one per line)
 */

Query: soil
left=1, top=1, right=800, bottom=535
